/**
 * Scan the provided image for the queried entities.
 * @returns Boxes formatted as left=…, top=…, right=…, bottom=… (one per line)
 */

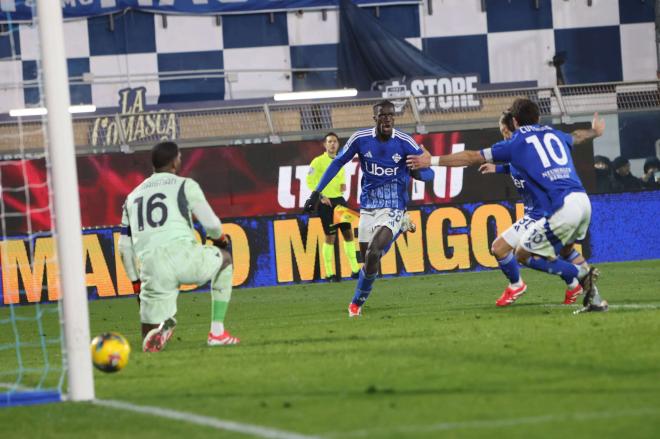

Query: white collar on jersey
left=371, top=127, right=397, bottom=138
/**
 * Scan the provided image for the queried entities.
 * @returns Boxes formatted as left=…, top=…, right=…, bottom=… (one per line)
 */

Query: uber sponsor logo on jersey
left=365, top=162, right=399, bottom=176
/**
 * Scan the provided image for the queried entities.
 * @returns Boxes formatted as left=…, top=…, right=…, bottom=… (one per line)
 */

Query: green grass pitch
left=2, top=260, right=660, bottom=438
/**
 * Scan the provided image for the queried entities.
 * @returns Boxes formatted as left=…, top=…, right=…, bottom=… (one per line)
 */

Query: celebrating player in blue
left=304, top=100, right=434, bottom=317
left=408, top=98, right=606, bottom=309
left=479, top=110, right=607, bottom=311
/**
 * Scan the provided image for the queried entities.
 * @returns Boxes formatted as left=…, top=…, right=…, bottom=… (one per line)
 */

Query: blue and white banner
left=1, top=0, right=421, bottom=22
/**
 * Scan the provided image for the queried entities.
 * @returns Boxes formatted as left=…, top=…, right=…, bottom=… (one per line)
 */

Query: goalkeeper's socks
left=496, top=251, right=521, bottom=285
left=343, top=240, right=360, bottom=273
left=322, top=243, right=335, bottom=277
left=211, top=321, right=225, bottom=336
left=351, top=268, right=377, bottom=306
left=210, top=265, right=232, bottom=334
left=525, top=256, right=579, bottom=285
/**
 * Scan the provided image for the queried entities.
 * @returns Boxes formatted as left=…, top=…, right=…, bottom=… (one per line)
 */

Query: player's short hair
left=510, top=98, right=540, bottom=126
left=373, top=100, right=395, bottom=115
left=323, top=132, right=339, bottom=142
left=499, top=110, right=515, bottom=132
left=151, top=141, right=179, bottom=170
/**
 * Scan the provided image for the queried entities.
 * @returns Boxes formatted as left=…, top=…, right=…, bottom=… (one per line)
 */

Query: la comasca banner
left=0, top=0, right=421, bottom=22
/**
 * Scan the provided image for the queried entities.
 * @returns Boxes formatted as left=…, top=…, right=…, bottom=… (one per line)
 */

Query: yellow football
left=90, top=332, right=131, bottom=373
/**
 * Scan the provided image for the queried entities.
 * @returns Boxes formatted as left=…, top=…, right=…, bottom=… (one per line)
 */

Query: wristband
left=430, top=156, right=440, bottom=166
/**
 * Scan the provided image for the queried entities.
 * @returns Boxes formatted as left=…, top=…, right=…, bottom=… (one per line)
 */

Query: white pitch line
left=325, top=407, right=660, bottom=438
left=540, top=303, right=660, bottom=310
left=93, top=399, right=320, bottom=439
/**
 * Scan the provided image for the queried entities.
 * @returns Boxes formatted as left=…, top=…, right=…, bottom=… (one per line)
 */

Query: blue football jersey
left=506, top=164, right=544, bottom=220
left=484, top=124, right=585, bottom=216
left=315, top=128, right=426, bottom=209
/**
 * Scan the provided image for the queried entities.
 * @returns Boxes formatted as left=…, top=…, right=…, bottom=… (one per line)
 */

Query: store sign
left=382, top=75, right=481, bottom=113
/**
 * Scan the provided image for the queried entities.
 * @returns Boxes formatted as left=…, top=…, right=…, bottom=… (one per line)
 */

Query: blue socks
left=562, top=249, right=580, bottom=263
left=351, top=268, right=377, bottom=306
left=497, top=252, right=521, bottom=285
left=525, top=256, right=579, bottom=285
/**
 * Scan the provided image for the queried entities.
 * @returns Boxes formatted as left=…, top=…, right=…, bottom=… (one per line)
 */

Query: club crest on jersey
left=364, top=151, right=373, bottom=158
left=392, top=153, right=401, bottom=163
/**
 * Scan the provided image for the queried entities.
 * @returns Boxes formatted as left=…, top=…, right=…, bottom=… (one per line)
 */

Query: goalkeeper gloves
left=303, top=191, right=321, bottom=213
left=209, top=234, right=231, bottom=249
left=132, top=280, right=141, bottom=306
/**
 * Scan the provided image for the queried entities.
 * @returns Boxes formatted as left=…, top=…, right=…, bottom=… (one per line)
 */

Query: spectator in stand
left=641, top=157, right=660, bottom=190
left=611, top=156, right=643, bottom=192
left=593, top=155, right=613, bottom=193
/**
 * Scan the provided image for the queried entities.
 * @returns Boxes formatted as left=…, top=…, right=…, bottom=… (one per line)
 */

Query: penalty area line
left=93, top=399, right=320, bottom=439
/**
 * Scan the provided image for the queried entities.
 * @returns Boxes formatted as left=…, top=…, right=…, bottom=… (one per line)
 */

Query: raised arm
left=571, top=112, right=606, bottom=145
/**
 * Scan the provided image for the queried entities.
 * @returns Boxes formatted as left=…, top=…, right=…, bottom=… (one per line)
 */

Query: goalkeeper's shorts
left=138, top=241, right=225, bottom=324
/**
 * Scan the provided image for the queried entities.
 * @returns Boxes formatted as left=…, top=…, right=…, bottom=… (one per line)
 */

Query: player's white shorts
left=139, top=240, right=225, bottom=324
left=501, top=215, right=537, bottom=248
left=358, top=208, right=405, bottom=243
left=520, top=192, right=591, bottom=258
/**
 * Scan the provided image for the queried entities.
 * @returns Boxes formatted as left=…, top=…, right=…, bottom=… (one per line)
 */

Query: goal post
left=36, top=0, right=94, bottom=401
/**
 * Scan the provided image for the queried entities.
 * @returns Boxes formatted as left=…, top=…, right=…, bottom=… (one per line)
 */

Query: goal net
left=0, top=1, right=93, bottom=406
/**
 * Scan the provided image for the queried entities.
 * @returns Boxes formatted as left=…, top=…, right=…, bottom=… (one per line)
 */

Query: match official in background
left=119, top=141, right=239, bottom=352
left=306, top=132, right=361, bottom=281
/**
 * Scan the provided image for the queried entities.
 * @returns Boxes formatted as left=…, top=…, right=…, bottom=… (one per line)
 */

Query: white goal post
left=36, top=0, right=94, bottom=401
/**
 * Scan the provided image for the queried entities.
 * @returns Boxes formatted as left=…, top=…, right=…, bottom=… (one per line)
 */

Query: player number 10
left=525, top=133, right=568, bottom=168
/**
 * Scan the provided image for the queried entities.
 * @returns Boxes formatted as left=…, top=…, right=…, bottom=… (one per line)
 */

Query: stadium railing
left=0, top=80, right=658, bottom=157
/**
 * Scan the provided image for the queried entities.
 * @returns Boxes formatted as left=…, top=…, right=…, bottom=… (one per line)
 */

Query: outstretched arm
left=407, top=149, right=485, bottom=169
left=480, top=163, right=510, bottom=174
left=571, top=112, right=606, bottom=145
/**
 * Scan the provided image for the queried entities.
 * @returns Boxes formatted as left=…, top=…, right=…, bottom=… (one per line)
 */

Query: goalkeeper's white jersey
left=121, top=172, right=207, bottom=259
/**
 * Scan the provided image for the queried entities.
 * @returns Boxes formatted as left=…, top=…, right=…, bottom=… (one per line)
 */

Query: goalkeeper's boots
left=348, top=302, right=362, bottom=317
left=495, top=282, right=527, bottom=307
left=207, top=331, right=240, bottom=346
left=142, top=317, right=177, bottom=353
left=400, top=212, right=416, bottom=233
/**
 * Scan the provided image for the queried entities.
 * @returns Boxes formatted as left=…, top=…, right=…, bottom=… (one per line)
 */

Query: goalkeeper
left=306, top=132, right=361, bottom=281
left=119, top=141, right=239, bottom=352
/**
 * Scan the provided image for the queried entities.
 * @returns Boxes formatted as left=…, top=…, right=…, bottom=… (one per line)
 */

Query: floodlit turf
left=2, top=260, right=660, bottom=438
